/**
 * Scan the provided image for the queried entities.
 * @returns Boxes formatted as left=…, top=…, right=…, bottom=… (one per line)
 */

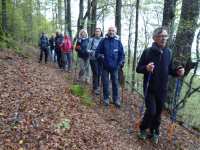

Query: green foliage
left=70, top=84, right=94, bottom=107
left=178, top=74, right=200, bottom=131
left=0, top=0, right=55, bottom=45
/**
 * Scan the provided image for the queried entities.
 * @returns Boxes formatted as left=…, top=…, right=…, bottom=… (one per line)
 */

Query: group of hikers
left=38, top=26, right=185, bottom=144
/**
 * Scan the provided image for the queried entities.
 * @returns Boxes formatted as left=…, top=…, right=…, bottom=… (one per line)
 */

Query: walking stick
left=119, top=67, right=125, bottom=103
left=167, top=79, right=181, bottom=142
left=73, top=40, right=78, bottom=83
left=99, top=62, right=103, bottom=104
left=135, top=73, right=152, bottom=130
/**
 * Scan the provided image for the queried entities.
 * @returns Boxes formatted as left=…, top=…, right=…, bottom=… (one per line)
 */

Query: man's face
left=108, top=27, right=116, bottom=37
left=95, top=28, right=101, bottom=37
left=153, top=30, right=168, bottom=48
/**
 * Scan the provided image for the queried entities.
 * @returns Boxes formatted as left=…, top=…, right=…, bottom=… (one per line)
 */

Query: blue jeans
left=102, top=68, right=120, bottom=104
left=62, top=52, right=72, bottom=71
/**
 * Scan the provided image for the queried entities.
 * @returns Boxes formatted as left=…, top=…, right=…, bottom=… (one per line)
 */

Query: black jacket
left=136, top=42, right=177, bottom=94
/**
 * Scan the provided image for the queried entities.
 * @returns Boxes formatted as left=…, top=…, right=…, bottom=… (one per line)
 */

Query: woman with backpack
left=75, top=29, right=90, bottom=83
left=60, top=34, right=73, bottom=72
left=87, top=28, right=103, bottom=95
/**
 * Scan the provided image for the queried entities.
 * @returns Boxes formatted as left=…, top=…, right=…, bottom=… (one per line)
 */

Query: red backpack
left=61, top=37, right=72, bottom=53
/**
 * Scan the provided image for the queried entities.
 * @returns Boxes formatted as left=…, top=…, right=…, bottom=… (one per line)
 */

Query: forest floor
left=0, top=49, right=200, bottom=150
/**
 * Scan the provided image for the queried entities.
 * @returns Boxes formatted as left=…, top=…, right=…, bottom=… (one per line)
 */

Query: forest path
left=0, top=50, right=199, bottom=150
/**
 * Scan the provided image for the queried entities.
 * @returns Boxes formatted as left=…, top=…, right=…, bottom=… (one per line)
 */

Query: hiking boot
left=94, top=89, right=100, bottom=95
left=103, top=99, right=109, bottom=107
left=138, top=130, right=147, bottom=140
left=151, top=131, right=159, bottom=144
left=114, top=101, right=121, bottom=108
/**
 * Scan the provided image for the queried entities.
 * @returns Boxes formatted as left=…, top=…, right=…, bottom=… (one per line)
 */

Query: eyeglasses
left=157, top=35, right=168, bottom=38
left=109, top=30, right=115, bottom=32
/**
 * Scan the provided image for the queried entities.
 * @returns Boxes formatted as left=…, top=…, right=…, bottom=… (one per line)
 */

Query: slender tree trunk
left=87, top=0, right=92, bottom=36
left=58, top=0, right=62, bottom=31
left=67, top=0, right=72, bottom=38
left=52, top=0, right=56, bottom=31
left=64, top=0, right=68, bottom=34
left=131, top=0, right=139, bottom=91
left=127, top=4, right=134, bottom=67
left=115, top=0, right=122, bottom=36
left=91, top=0, right=97, bottom=35
left=77, top=0, right=84, bottom=38
left=162, top=0, right=177, bottom=47
left=102, top=8, right=105, bottom=33
left=2, top=0, right=7, bottom=33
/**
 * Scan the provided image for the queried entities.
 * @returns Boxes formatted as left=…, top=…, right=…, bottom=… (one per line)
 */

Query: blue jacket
left=96, top=35, right=125, bottom=71
left=136, top=42, right=177, bottom=94
left=39, top=35, right=49, bottom=49
left=76, top=38, right=89, bottom=60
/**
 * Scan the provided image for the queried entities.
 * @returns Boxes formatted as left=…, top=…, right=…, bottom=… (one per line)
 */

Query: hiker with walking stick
left=136, top=27, right=185, bottom=144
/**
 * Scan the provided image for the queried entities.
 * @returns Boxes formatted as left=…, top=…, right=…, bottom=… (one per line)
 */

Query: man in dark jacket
left=96, top=26, right=125, bottom=108
left=55, top=32, right=64, bottom=68
left=39, top=32, right=49, bottom=64
left=49, top=34, right=55, bottom=62
left=136, top=27, right=185, bottom=144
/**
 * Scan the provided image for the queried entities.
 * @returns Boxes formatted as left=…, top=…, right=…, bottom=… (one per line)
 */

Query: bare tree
left=162, top=0, right=178, bottom=46
left=58, top=0, right=62, bottom=31
left=115, top=0, right=122, bottom=36
left=2, top=0, right=8, bottom=33
left=131, top=0, right=140, bottom=90
left=91, top=0, right=97, bottom=35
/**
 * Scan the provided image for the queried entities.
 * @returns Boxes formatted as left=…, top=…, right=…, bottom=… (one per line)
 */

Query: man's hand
left=176, top=66, right=185, bottom=76
left=146, top=62, right=155, bottom=73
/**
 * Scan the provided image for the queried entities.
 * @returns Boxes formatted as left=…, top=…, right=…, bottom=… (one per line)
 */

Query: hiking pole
left=73, top=40, right=78, bottom=83
left=167, top=78, right=181, bottom=143
left=99, top=62, right=103, bottom=105
left=119, top=67, right=125, bottom=103
left=135, top=73, right=152, bottom=130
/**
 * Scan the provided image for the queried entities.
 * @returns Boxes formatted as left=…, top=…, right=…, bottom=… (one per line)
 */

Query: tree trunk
left=87, top=0, right=92, bottom=36
left=173, top=0, right=200, bottom=75
left=64, top=0, right=68, bottom=34
left=58, top=0, right=62, bottom=31
left=162, top=0, right=177, bottom=47
left=167, top=0, right=200, bottom=103
left=67, top=0, right=72, bottom=38
left=91, top=0, right=97, bottom=35
left=131, top=0, right=139, bottom=91
left=127, top=4, right=134, bottom=67
left=115, top=0, right=122, bottom=36
left=2, top=0, right=7, bottom=33
left=77, top=0, right=84, bottom=37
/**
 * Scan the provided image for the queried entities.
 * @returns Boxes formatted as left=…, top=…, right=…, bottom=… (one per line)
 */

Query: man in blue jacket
left=39, top=32, right=49, bottom=64
left=96, top=26, right=125, bottom=108
left=136, top=27, right=185, bottom=144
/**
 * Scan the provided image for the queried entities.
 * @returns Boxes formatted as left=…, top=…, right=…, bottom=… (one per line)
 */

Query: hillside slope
left=0, top=50, right=199, bottom=150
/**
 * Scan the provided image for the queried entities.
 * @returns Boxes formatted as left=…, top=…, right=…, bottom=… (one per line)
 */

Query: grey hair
left=152, top=27, right=168, bottom=38
left=79, top=29, right=88, bottom=38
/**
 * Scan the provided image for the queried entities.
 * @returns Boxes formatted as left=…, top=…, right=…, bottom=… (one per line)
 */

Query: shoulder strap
left=90, top=38, right=95, bottom=50
left=144, top=47, right=151, bottom=60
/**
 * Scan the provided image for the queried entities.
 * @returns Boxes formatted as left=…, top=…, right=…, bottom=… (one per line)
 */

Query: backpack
left=77, top=38, right=89, bottom=59
left=40, top=36, right=48, bottom=49
left=63, top=37, right=72, bottom=50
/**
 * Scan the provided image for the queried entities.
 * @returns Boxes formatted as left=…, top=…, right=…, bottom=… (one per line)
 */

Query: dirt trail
left=0, top=50, right=199, bottom=150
